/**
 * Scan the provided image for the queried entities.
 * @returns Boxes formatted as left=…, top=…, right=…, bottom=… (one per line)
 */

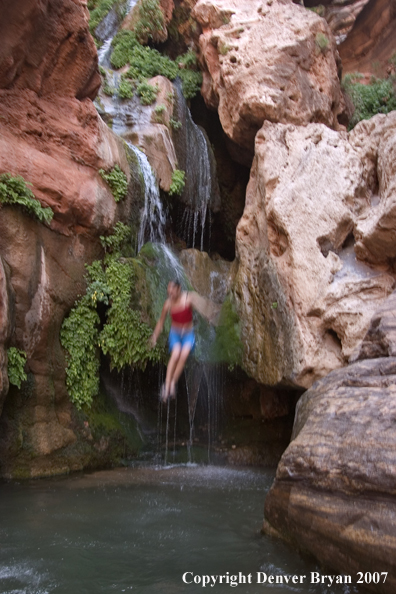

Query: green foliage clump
left=212, top=296, right=243, bottom=368
left=315, top=32, right=329, bottom=54
left=343, top=73, right=396, bottom=129
left=126, top=45, right=178, bottom=80
left=110, top=30, right=139, bottom=69
left=89, top=0, right=116, bottom=33
left=154, top=103, right=166, bottom=123
left=61, top=224, right=162, bottom=409
left=109, top=31, right=202, bottom=99
left=179, top=69, right=203, bottom=100
left=100, top=221, right=131, bottom=252
left=169, top=169, right=185, bottom=196
left=103, top=81, right=116, bottom=96
left=137, top=80, right=159, bottom=105
left=118, top=78, right=134, bottom=99
left=0, top=173, right=54, bottom=224
left=170, top=118, right=182, bottom=131
left=7, top=347, right=27, bottom=389
left=134, top=0, right=165, bottom=44
left=60, top=297, right=101, bottom=409
left=99, top=165, right=128, bottom=202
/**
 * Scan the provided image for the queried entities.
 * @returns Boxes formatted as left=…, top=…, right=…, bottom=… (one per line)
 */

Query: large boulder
left=233, top=114, right=396, bottom=389
left=264, top=289, right=396, bottom=594
left=193, top=0, right=346, bottom=162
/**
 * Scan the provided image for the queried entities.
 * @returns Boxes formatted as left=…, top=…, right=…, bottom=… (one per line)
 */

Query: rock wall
left=264, top=289, right=396, bottom=594
left=233, top=113, right=396, bottom=389
left=0, top=0, right=141, bottom=477
left=193, top=0, right=346, bottom=164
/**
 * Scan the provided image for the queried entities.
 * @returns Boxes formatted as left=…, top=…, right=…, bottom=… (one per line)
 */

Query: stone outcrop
left=264, top=289, right=396, bottom=594
left=193, top=0, right=346, bottom=162
left=339, top=0, right=396, bottom=76
left=233, top=113, right=396, bottom=389
left=0, top=0, right=140, bottom=477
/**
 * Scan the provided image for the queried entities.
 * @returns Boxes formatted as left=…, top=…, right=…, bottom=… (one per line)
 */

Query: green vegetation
left=7, top=347, right=27, bottom=389
left=343, top=73, right=396, bottom=129
left=61, top=225, right=163, bottom=409
left=154, top=103, right=166, bottom=123
left=118, top=78, right=134, bottom=99
left=99, top=165, right=128, bottom=202
left=109, top=30, right=202, bottom=99
left=315, top=32, right=329, bottom=54
left=137, top=80, right=159, bottom=105
left=0, top=173, right=54, bottom=224
left=212, top=296, right=243, bottom=369
left=169, top=169, right=185, bottom=196
left=88, top=0, right=117, bottom=33
left=134, top=0, right=165, bottom=44
left=170, top=118, right=182, bottom=131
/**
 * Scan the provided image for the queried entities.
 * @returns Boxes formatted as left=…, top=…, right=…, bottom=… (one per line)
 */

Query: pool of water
left=1, top=465, right=362, bottom=594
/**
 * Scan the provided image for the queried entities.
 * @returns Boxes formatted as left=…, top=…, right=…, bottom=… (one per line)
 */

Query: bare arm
left=150, top=300, right=170, bottom=346
left=189, top=291, right=221, bottom=326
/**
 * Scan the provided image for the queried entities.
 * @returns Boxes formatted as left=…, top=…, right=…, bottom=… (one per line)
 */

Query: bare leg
left=164, top=345, right=181, bottom=399
left=171, top=344, right=192, bottom=389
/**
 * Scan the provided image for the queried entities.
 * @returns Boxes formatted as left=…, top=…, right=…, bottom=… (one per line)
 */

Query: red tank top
left=170, top=293, right=193, bottom=324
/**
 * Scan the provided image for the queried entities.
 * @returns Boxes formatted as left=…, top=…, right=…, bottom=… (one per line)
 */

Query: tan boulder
left=193, top=0, right=345, bottom=159
left=233, top=119, right=396, bottom=388
left=179, top=248, right=235, bottom=302
left=122, top=76, right=178, bottom=192
left=264, top=292, right=396, bottom=592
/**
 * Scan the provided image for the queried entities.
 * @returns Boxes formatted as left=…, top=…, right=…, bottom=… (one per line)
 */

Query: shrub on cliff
left=0, top=173, right=54, bottom=224
left=343, top=73, right=396, bottom=129
left=99, top=165, right=128, bottom=201
left=61, top=224, right=163, bottom=409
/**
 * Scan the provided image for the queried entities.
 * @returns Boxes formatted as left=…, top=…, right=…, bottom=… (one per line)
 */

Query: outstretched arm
left=189, top=292, right=221, bottom=326
left=150, top=300, right=170, bottom=347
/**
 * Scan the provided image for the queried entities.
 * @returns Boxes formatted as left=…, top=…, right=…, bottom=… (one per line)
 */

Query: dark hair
left=171, top=279, right=181, bottom=288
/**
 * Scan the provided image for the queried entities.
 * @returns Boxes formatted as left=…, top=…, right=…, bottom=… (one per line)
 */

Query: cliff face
left=0, top=0, right=139, bottom=477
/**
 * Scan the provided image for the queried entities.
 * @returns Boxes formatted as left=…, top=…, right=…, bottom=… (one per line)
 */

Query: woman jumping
left=150, top=280, right=198, bottom=402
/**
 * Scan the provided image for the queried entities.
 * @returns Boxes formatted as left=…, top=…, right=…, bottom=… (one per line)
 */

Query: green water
left=1, top=465, right=362, bottom=594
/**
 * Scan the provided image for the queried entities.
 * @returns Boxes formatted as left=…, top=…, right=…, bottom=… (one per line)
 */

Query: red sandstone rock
left=339, top=0, right=396, bottom=76
left=0, top=0, right=100, bottom=99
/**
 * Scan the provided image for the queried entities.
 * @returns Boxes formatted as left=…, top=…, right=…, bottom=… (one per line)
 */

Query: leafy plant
left=315, top=32, right=329, bottom=54
left=154, top=103, right=166, bottom=123
left=179, top=69, right=203, bottom=100
left=137, top=80, right=159, bottom=105
left=110, top=30, right=139, bottom=69
left=99, top=165, right=128, bottom=202
left=343, top=73, right=396, bottom=129
left=89, top=0, right=116, bottom=33
left=60, top=296, right=101, bottom=409
left=118, top=78, right=134, bottom=99
left=134, top=0, right=165, bottom=44
left=169, top=169, right=185, bottom=196
left=0, top=173, right=54, bottom=224
left=61, top=224, right=163, bottom=409
left=170, top=118, right=182, bottom=131
left=212, top=296, right=243, bottom=369
left=7, top=347, right=27, bottom=389
left=100, top=221, right=131, bottom=252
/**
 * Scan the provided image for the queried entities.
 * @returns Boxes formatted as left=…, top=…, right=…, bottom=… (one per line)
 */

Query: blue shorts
left=168, top=327, right=195, bottom=353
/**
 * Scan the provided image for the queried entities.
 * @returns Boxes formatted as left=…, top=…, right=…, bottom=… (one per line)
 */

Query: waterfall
left=127, top=143, right=167, bottom=250
left=172, top=80, right=217, bottom=251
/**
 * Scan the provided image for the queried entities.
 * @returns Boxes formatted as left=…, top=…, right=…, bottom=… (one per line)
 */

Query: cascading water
left=127, top=143, right=167, bottom=249
left=172, top=80, right=219, bottom=251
